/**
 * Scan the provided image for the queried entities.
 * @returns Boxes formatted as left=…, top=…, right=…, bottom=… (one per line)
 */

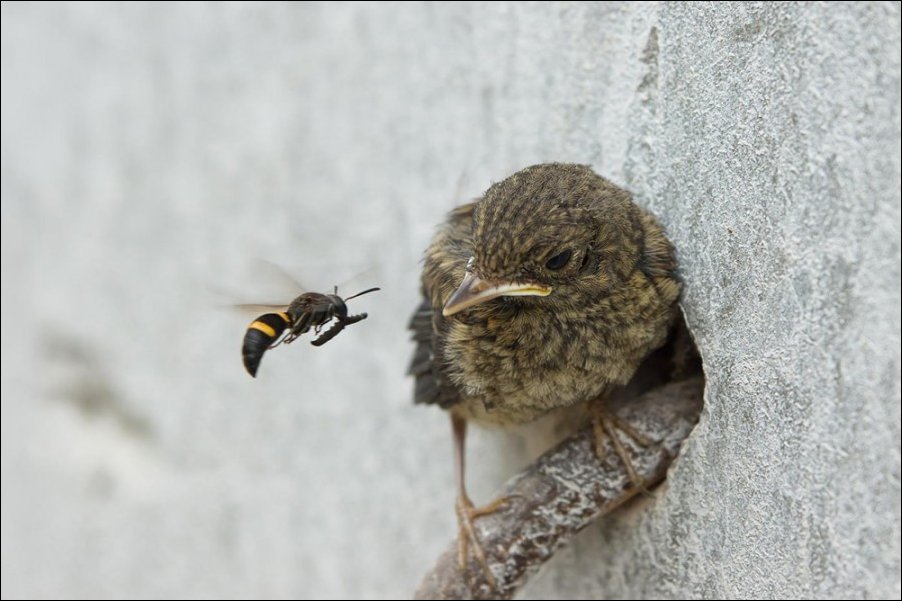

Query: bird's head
left=442, top=163, right=643, bottom=317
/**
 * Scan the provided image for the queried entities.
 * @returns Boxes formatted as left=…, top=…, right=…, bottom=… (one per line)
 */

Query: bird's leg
left=590, top=400, right=657, bottom=489
left=452, top=413, right=506, bottom=591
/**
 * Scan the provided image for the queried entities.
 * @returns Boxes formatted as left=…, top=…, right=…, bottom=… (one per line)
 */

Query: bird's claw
left=592, top=405, right=661, bottom=490
left=455, top=494, right=509, bottom=592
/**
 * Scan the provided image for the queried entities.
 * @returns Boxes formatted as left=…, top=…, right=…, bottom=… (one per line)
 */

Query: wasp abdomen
left=242, top=312, right=290, bottom=377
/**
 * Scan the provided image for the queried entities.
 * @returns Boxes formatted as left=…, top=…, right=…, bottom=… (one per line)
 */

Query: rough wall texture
left=2, top=2, right=899, bottom=599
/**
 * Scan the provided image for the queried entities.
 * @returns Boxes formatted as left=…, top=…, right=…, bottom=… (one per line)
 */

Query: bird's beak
left=442, top=271, right=552, bottom=316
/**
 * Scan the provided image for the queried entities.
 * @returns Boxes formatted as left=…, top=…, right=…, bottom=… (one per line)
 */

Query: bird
left=408, top=163, right=682, bottom=588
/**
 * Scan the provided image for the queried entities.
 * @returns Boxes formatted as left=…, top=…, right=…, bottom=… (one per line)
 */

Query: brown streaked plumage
left=411, top=163, right=680, bottom=422
left=408, top=163, right=681, bottom=589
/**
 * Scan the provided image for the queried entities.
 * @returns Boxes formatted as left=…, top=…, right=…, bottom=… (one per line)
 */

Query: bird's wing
left=407, top=300, right=461, bottom=408
left=407, top=201, right=478, bottom=408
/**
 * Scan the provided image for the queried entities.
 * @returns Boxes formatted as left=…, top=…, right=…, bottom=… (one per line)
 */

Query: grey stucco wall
left=1, top=2, right=899, bottom=599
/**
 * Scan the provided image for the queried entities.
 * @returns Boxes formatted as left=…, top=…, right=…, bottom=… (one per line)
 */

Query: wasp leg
left=282, top=314, right=312, bottom=345
left=311, top=321, right=346, bottom=346
left=343, top=312, right=368, bottom=326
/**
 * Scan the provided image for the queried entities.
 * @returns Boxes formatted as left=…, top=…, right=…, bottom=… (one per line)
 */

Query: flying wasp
left=241, top=286, right=380, bottom=377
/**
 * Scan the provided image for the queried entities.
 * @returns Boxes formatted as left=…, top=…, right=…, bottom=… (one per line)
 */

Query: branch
left=414, top=377, right=705, bottom=600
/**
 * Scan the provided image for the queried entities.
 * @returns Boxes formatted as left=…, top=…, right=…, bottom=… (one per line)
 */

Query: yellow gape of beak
left=442, top=271, right=552, bottom=316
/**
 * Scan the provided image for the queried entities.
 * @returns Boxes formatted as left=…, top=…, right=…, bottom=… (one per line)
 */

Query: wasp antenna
left=344, top=287, right=381, bottom=302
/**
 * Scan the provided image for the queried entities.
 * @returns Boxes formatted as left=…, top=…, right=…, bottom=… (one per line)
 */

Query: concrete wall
left=2, top=2, right=899, bottom=598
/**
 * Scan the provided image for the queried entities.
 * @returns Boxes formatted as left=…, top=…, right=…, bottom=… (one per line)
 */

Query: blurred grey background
left=2, top=2, right=899, bottom=599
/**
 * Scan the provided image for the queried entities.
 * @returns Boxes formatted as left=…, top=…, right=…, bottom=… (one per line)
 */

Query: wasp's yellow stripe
left=279, top=312, right=290, bottom=322
left=249, top=321, right=277, bottom=337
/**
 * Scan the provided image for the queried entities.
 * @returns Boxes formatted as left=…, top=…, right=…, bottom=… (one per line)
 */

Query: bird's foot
left=456, top=494, right=509, bottom=591
left=591, top=404, right=662, bottom=490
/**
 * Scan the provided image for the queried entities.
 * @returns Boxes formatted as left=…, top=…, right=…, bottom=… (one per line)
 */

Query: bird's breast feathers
left=439, top=300, right=667, bottom=425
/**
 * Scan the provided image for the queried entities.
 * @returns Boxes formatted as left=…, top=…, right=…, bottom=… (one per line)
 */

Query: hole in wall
left=624, top=307, right=705, bottom=401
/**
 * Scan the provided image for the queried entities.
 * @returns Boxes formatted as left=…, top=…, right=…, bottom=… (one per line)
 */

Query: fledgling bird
left=408, top=163, right=682, bottom=586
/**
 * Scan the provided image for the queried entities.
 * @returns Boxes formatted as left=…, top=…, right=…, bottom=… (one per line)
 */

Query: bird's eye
left=545, top=249, right=572, bottom=271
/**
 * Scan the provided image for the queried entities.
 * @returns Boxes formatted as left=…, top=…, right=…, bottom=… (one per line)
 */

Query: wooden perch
left=414, top=376, right=705, bottom=600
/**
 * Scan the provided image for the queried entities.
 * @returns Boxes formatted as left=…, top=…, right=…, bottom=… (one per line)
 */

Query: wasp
left=241, top=286, right=380, bottom=377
